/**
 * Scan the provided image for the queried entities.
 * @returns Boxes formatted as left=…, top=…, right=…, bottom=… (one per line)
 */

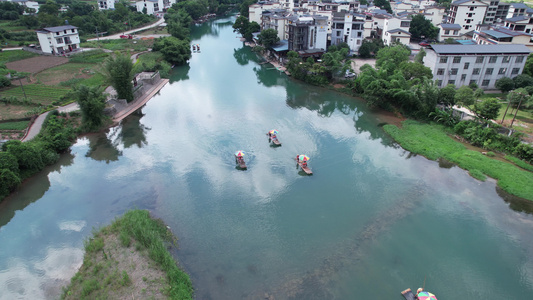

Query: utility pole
left=95, top=26, right=99, bottom=42
left=500, top=99, right=512, bottom=124
left=509, top=94, right=525, bottom=128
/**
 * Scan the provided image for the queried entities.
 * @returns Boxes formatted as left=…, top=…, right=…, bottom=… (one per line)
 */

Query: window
left=357, top=40, right=361, bottom=45
left=445, top=30, right=450, bottom=34
left=71, top=29, right=75, bottom=33
left=464, top=62, right=470, bottom=69
left=357, top=32, right=362, bottom=37
left=352, top=24, right=361, bottom=30
left=401, top=21, right=410, bottom=27
left=448, top=80, right=455, bottom=85
left=512, top=68, right=520, bottom=74
left=437, top=80, right=443, bottom=86
left=502, top=56, right=510, bottom=63
left=454, top=30, right=459, bottom=35
left=453, top=57, right=461, bottom=63
left=482, top=79, right=490, bottom=86
left=499, top=68, right=507, bottom=74
left=451, top=68, right=458, bottom=75
left=461, top=74, right=467, bottom=81
left=476, top=56, right=484, bottom=63
left=516, top=56, right=525, bottom=63
left=440, top=57, right=448, bottom=63
left=486, top=68, right=494, bottom=75
left=437, top=68, right=445, bottom=75
left=56, top=38, right=63, bottom=43
left=489, top=56, right=497, bottom=63
left=473, top=68, right=480, bottom=75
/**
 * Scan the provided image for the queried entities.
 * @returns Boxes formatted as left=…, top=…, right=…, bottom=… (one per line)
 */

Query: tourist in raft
left=415, top=288, right=423, bottom=299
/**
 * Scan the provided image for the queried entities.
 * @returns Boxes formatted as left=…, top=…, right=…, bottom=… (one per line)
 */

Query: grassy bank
left=384, top=120, right=533, bottom=201
left=61, top=209, right=193, bottom=300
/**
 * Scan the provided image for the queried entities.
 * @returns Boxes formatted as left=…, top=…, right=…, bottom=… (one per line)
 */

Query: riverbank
left=384, top=120, right=533, bottom=201
left=61, top=209, right=193, bottom=300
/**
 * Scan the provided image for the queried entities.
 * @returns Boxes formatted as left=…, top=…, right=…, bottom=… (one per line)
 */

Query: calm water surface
left=1, top=16, right=533, bottom=299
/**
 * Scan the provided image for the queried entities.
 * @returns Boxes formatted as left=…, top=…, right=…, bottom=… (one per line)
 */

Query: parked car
left=345, top=70, right=356, bottom=79
left=419, top=41, right=430, bottom=47
left=120, top=34, right=133, bottom=39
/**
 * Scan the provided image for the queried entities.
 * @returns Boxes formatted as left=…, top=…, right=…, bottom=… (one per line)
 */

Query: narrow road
left=87, top=18, right=166, bottom=41
left=22, top=102, right=80, bottom=142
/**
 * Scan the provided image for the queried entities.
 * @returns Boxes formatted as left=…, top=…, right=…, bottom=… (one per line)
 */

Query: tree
left=153, top=36, right=192, bottom=65
left=399, top=61, right=432, bottom=81
left=239, top=0, right=254, bottom=18
left=523, top=53, right=533, bottom=77
left=512, top=74, right=533, bottom=88
left=414, top=47, right=426, bottom=64
left=495, top=77, right=515, bottom=93
left=438, top=84, right=456, bottom=108
left=409, top=14, right=439, bottom=40
left=75, top=85, right=107, bottom=131
left=4, top=140, right=45, bottom=173
left=257, top=28, right=279, bottom=49
left=0, top=169, right=20, bottom=201
left=455, top=86, right=475, bottom=107
left=358, top=39, right=383, bottom=58
left=233, top=15, right=249, bottom=36
left=507, top=88, right=529, bottom=107
left=376, top=45, right=410, bottom=72
left=0, top=152, right=19, bottom=174
left=473, top=98, right=502, bottom=122
left=102, top=53, right=134, bottom=102
left=177, top=0, right=208, bottom=20
left=374, top=0, right=392, bottom=13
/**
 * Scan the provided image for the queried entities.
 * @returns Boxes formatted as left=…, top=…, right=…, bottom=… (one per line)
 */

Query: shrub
left=514, top=143, right=533, bottom=164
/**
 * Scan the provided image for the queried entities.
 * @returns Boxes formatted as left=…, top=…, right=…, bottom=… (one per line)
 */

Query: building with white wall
left=438, top=23, right=462, bottom=41
left=287, top=15, right=328, bottom=54
left=134, top=0, right=175, bottom=15
left=330, top=12, right=365, bottom=52
left=36, top=25, right=80, bottom=55
left=504, top=15, right=533, bottom=34
left=382, top=16, right=411, bottom=46
left=424, top=44, right=530, bottom=89
left=98, top=0, right=115, bottom=10
left=448, top=0, right=489, bottom=34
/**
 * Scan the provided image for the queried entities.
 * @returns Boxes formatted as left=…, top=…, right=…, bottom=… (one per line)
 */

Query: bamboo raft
left=267, top=133, right=282, bottom=146
left=235, top=156, right=247, bottom=170
left=401, top=288, right=416, bottom=300
left=297, top=161, right=312, bottom=175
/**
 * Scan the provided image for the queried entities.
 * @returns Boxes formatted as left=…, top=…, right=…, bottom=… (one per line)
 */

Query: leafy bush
left=514, top=143, right=533, bottom=164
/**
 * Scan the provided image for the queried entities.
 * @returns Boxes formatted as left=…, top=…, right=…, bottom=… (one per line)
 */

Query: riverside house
left=36, top=25, right=80, bottom=55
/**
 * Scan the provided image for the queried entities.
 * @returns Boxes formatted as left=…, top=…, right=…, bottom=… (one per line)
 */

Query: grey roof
left=39, top=25, right=78, bottom=33
left=482, top=30, right=512, bottom=38
left=272, top=40, right=289, bottom=52
left=510, top=3, right=528, bottom=9
left=440, top=23, right=462, bottom=30
left=387, top=28, right=411, bottom=35
left=505, top=15, right=528, bottom=22
left=431, top=44, right=531, bottom=55
left=451, top=0, right=476, bottom=5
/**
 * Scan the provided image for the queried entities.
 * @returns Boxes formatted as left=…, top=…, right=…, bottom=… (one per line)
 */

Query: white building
left=134, top=0, right=175, bottom=15
left=472, top=25, right=533, bottom=50
left=437, top=23, right=462, bottom=41
left=382, top=16, right=411, bottom=46
left=36, top=25, right=80, bottom=55
left=448, top=0, right=488, bottom=34
left=424, top=6, right=446, bottom=26
left=287, top=15, right=328, bottom=54
left=11, top=0, right=39, bottom=14
left=424, top=44, right=530, bottom=89
left=506, top=3, right=529, bottom=19
left=504, top=15, right=533, bottom=34
left=330, top=12, right=365, bottom=52
left=98, top=0, right=115, bottom=10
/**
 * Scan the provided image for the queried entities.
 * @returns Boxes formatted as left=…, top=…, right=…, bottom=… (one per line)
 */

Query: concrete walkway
left=113, top=78, right=169, bottom=123
left=87, top=18, right=166, bottom=41
left=22, top=102, right=80, bottom=141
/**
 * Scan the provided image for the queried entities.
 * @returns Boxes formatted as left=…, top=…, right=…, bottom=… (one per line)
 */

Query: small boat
left=401, top=288, right=416, bottom=300
left=235, top=155, right=247, bottom=170
left=266, top=132, right=281, bottom=146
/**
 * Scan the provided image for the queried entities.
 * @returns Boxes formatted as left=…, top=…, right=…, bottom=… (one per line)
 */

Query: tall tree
left=75, top=85, right=107, bottom=131
left=257, top=28, right=279, bottom=49
left=438, top=84, right=456, bottom=108
left=455, top=86, right=475, bottom=107
left=414, top=47, right=426, bottom=64
left=153, top=36, right=192, bottom=65
left=495, top=77, right=515, bottom=93
left=409, top=14, right=439, bottom=40
left=102, top=53, right=134, bottom=102
left=473, top=98, right=502, bottom=122
left=523, top=53, right=533, bottom=77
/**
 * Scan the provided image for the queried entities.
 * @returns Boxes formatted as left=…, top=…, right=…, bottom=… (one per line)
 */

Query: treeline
left=0, top=110, right=77, bottom=201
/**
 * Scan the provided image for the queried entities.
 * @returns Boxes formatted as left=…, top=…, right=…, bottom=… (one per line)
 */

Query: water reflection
left=497, top=187, right=533, bottom=215
left=189, top=18, right=233, bottom=40
left=0, top=152, right=74, bottom=228
left=233, top=46, right=251, bottom=66
left=85, top=132, right=122, bottom=163
left=115, top=110, right=150, bottom=149
left=169, top=63, right=190, bottom=83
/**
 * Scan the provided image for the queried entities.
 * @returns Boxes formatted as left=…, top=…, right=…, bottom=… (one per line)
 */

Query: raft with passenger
left=235, top=150, right=247, bottom=170
left=296, top=154, right=312, bottom=175
left=267, top=129, right=281, bottom=146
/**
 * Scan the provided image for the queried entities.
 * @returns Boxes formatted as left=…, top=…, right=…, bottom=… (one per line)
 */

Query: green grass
left=0, top=120, right=29, bottom=130
left=69, top=50, right=111, bottom=64
left=505, top=155, right=533, bottom=172
left=62, top=209, right=193, bottom=300
left=0, top=84, right=70, bottom=103
left=0, top=50, right=39, bottom=64
left=384, top=120, right=533, bottom=201
left=80, top=39, right=154, bottom=52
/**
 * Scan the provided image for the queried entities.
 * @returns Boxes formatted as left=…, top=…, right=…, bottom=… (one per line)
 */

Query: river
left=1, top=16, right=533, bottom=299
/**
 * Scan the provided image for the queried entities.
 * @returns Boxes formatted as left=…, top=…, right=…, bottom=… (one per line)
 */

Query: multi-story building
left=134, top=0, right=175, bottom=15
left=504, top=15, right=533, bottom=33
left=98, top=0, right=115, bottom=10
left=287, top=15, right=328, bottom=55
left=437, top=23, right=462, bottom=41
left=262, top=9, right=290, bottom=41
left=36, top=25, right=80, bottom=55
left=11, top=0, right=40, bottom=14
left=506, top=3, right=529, bottom=19
left=330, top=12, right=365, bottom=52
left=424, top=44, right=530, bottom=89
left=448, top=0, right=489, bottom=34
left=382, top=16, right=411, bottom=46
left=424, top=5, right=447, bottom=26
left=472, top=24, right=533, bottom=50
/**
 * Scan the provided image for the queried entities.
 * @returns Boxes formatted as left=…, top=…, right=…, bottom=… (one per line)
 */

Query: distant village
left=247, top=0, right=533, bottom=90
